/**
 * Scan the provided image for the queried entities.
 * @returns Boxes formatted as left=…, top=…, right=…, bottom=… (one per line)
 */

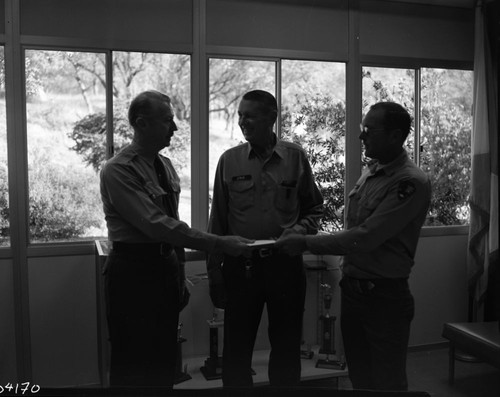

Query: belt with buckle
left=256, top=247, right=275, bottom=258
left=112, top=241, right=173, bottom=257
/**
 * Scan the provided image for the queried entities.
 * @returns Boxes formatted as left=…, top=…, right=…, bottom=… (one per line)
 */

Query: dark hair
left=128, top=90, right=171, bottom=128
left=242, top=90, right=278, bottom=123
left=370, top=102, right=412, bottom=140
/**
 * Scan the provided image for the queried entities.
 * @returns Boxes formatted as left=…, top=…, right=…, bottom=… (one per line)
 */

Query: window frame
left=3, top=47, right=473, bottom=257
left=361, top=57, right=473, bottom=236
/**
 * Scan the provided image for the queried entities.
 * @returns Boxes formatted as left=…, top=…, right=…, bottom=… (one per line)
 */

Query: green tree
left=282, top=95, right=346, bottom=232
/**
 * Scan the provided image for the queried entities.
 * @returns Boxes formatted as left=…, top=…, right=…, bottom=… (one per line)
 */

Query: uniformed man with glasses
left=276, top=101, right=431, bottom=391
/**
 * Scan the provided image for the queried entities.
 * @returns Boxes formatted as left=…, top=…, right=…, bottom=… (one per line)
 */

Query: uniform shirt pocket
left=275, top=180, right=298, bottom=213
left=228, top=180, right=255, bottom=211
left=144, top=181, right=168, bottom=208
left=357, top=192, right=383, bottom=220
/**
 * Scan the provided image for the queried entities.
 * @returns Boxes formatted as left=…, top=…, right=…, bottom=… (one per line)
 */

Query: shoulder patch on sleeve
left=397, top=180, right=416, bottom=200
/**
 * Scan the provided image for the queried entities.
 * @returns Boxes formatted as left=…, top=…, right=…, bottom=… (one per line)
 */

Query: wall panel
left=28, top=255, right=99, bottom=387
left=20, top=0, right=192, bottom=47
left=410, top=233, right=469, bottom=346
left=359, top=0, right=474, bottom=63
left=207, top=0, right=349, bottom=59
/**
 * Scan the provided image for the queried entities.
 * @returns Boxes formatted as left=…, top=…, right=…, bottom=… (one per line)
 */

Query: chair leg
left=448, top=343, right=455, bottom=385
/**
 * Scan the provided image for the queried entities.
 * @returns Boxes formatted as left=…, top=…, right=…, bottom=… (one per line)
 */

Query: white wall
left=28, top=255, right=99, bottom=387
left=410, top=233, right=469, bottom=346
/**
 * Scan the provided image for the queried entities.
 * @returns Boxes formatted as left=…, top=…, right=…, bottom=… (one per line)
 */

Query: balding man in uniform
left=100, top=90, right=251, bottom=388
left=276, top=102, right=431, bottom=391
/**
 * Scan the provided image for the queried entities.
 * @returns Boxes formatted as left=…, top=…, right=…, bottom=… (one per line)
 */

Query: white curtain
left=467, top=1, right=499, bottom=320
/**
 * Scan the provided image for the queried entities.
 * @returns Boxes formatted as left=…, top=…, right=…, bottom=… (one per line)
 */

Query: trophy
left=316, top=283, right=345, bottom=370
left=200, top=308, right=224, bottom=380
left=174, top=323, right=192, bottom=384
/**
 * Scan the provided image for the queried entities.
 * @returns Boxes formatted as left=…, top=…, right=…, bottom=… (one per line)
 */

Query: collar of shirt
left=246, top=133, right=285, bottom=161
left=126, top=142, right=157, bottom=166
left=368, top=150, right=409, bottom=177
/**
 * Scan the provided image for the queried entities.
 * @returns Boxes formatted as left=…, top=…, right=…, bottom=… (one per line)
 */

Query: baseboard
left=408, top=341, right=449, bottom=352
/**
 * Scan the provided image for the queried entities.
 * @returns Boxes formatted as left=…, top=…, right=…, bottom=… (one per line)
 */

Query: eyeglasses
left=359, top=124, right=386, bottom=135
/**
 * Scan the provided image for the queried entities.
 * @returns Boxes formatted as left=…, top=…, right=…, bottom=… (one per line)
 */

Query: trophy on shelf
left=200, top=308, right=224, bottom=380
left=316, top=283, right=345, bottom=370
left=174, top=323, right=192, bottom=384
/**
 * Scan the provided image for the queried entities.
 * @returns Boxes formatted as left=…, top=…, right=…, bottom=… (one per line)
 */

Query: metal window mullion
left=276, top=59, right=282, bottom=139
left=346, top=0, right=362, bottom=204
left=5, top=0, right=32, bottom=381
left=191, top=0, right=208, bottom=231
left=106, top=51, right=114, bottom=159
left=414, top=68, right=421, bottom=166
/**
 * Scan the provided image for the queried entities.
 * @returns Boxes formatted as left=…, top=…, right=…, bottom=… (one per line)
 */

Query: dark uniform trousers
left=340, top=275, right=414, bottom=391
left=221, top=253, right=306, bottom=387
left=104, top=247, right=181, bottom=387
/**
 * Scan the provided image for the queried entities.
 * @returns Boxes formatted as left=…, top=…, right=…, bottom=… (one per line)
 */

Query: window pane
left=281, top=60, right=346, bottom=232
left=362, top=67, right=415, bottom=161
left=208, top=58, right=275, bottom=209
left=421, top=68, right=472, bottom=226
left=113, top=52, right=192, bottom=225
left=26, top=50, right=107, bottom=243
left=0, top=46, right=9, bottom=247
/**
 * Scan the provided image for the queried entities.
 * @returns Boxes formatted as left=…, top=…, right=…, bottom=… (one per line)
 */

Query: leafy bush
left=282, top=95, right=346, bottom=232
left=28, top=154, right=103, bottom=241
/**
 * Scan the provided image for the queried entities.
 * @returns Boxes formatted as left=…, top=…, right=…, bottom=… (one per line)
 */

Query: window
left=207, top=58, right=346, bottom=232
left=281, top=60, right=346, bottom=232
left=420, top=68, right=472, bottom=226
left=362, top=66, right=473, bottom=226
left=0, top=46, right=8, bottom=247
left=25, top=50, right=106, bottom=243
left=362, top=67, right=415, bottom=160
left=24, top=50, right=192, bottom=243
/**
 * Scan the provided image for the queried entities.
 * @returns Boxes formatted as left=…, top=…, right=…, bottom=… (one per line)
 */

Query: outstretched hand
left=275, top=233, right=307, bottom=256
left=216, top=235, right=254, bottom=257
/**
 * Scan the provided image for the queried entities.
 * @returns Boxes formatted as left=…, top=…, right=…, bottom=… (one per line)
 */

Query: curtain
left=467, top=1, right=499, bottom=321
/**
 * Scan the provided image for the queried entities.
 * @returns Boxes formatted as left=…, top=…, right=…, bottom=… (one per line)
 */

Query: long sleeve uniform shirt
left=307, top=151, right=431, bottom=279
left=208, top=136, right=323, bottom=268
left=100, top=143, right=217, bottom=252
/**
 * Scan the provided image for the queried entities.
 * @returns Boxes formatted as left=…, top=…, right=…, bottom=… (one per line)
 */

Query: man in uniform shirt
left=276, top=102, right=431, bottom=391
left=100, top=90, right=252, bottom=388
left=207, top=90, right=323, bottom=387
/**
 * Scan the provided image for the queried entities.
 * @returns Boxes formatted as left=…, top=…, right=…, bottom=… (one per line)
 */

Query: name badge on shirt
left=232, top=174, right=252, bottom=181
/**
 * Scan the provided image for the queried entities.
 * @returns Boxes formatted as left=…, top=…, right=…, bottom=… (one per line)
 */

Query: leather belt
left=341, top=275, right=408, bottom=294
left=112, top=241, right=173, bottom=257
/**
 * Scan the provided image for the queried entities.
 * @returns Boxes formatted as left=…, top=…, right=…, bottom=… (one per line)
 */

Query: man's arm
left=277, top=176, right=431, bottom=256
left=101, top=161, right=251, bottom=255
